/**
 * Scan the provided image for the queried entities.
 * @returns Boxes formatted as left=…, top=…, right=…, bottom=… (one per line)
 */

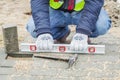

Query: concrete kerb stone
left=2, top=24, right=33, bottom=58
left=2, top=24, right=19, bottom=54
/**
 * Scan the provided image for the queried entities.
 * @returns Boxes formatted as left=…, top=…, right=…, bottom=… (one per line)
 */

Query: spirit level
left=20, top=43, right=105, bottom=54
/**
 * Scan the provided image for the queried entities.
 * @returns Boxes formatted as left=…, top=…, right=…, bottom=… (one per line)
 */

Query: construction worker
left=26, top=0, right=111, bottom=51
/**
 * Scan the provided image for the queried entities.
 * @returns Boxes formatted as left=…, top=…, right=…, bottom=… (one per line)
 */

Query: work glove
left=70, top=33, right=88, bottom=51
left=36, top=33, right=53, bottom=50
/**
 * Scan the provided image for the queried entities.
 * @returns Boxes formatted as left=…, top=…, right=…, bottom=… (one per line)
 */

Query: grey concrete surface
left=0, top=29, right=120, bottom=80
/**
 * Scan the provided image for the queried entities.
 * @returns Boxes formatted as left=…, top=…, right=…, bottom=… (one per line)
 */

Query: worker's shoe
left=54, top=30, right=71, bottom=44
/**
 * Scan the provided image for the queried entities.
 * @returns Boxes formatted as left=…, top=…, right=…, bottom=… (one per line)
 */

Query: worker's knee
left=96, top=8, right=111, bottom=35
left=90, top=9, right=111, bottom=37
left=96, top=20, right=111, bottom=36
left=91, top=20, right=111, bottom=37
left=26, top=17, right=37, bottom=38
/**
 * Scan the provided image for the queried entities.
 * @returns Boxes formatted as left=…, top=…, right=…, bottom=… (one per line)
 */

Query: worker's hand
left=36, top=33, right=53, bottom=50
left=70, top=33, right=88, bottom=51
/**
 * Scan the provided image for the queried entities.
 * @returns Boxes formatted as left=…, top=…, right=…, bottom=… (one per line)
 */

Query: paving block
left=32, top=59, right=47, bottom=69
left=0, top=48, right=7, bottom=60
left=0, top=60, right=15, bottom=68
left=0, top=59, right=5, bottom=66
left=75, top=77, right=115, bottom=80
left=30, top=76, right=43, bottom=80
left=87, top=55, right=120, bottom=63
left=10, top=75, right=31, bottom=80
left=30, top=68, right=59, bottom=76
left=89, top=71, right=119, bottom=78
left=41, top=76, right=74, bottom=80
left=106, top=63, right=120, bottom=70
left=2, top=25, right=19, bottom=54
left=46, top=60, right=68, bottom=68
left=0, top=68, right=16, bottom=75
left=74, top=77, right=90, bottom=80
left=105, top=44, right=120, bottom=54
left=0, top=75, right=9, bottom=80
left=74, top=61, right=104, bottom=71
left=58, top=69, right=88, bottom=77
left=77, top=55, right=89, bottom=62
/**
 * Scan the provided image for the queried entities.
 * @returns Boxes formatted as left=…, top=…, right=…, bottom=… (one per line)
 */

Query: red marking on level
left=88, top=47, right=96, bottom=53
left=30, top=45, right=36, bottom=51
left=59, top=46, right=66, bottom=52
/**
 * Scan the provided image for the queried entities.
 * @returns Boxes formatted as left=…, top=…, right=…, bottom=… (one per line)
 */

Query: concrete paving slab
left=0, top=48, right=7, bottom=60
left=30, top=68, right=59, bottom=76
left=0, top=29, right=120, bottom=80
left=89, top=71, right=119, bottom=79
left=0, top=75, right=10, bottom=80
left=30, top=76, right=43, bottom=80
left=0, top=68, right=16, bottom=75
left=0, top=60, right=15, bottom=68
left=10, top=75, right=31, bottom=80
left=39, top=76, right=74, bottom=80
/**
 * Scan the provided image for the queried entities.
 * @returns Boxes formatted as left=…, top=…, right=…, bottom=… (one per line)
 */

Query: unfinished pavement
left=0, top=0, right=120, bottom=79
left=0, top=26, right=120, bottom=80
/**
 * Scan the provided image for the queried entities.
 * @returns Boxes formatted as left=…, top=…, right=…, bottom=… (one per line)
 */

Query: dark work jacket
left=31, top=0, right=104, bottom=37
